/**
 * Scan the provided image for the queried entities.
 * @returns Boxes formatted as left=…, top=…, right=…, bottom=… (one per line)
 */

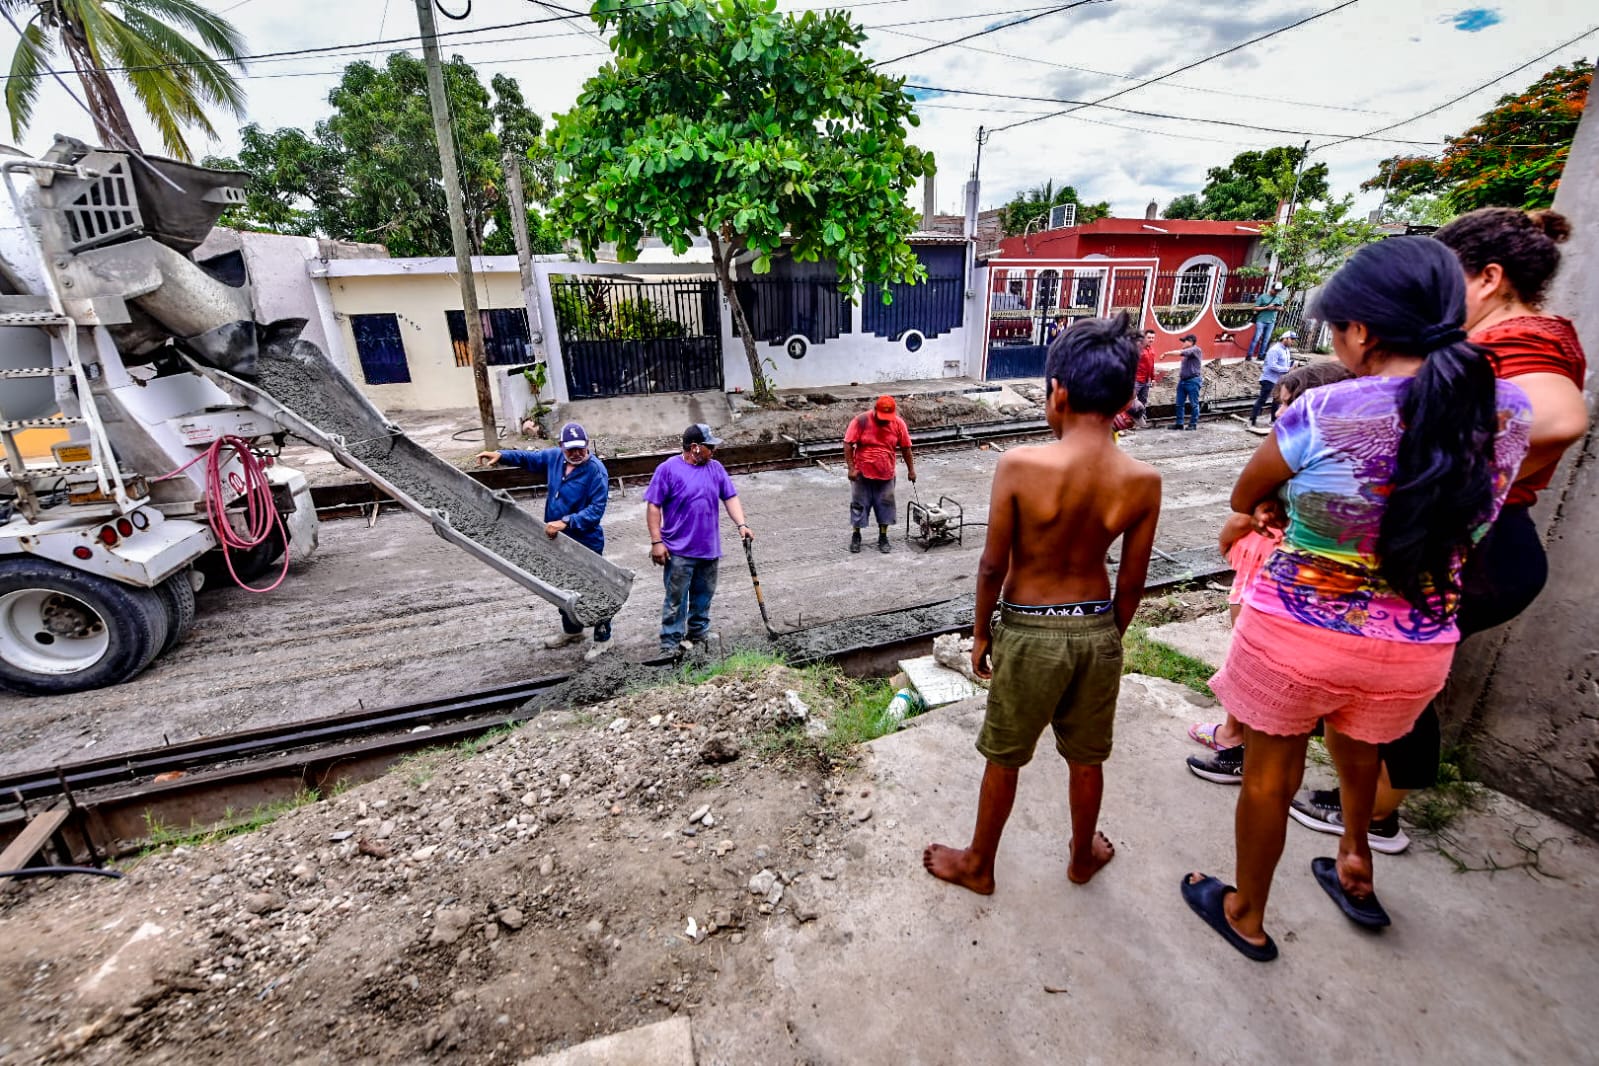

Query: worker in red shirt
left=1134, top=328, right=1157, bottom=427
left=843, top=395, right=917, bottom=554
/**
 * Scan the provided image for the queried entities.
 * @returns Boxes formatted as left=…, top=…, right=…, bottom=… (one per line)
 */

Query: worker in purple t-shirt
left=643, top=423, right=754, bottom=656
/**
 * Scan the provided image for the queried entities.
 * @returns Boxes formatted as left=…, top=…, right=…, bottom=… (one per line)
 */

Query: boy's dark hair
left=1314, top=236, right=1500, bottom=622
left=1181, top=333, right=1197, bottom=343
left=1044, top=311, right=1139, bottom=416
left=1433, top=207, right=1570, bottom=306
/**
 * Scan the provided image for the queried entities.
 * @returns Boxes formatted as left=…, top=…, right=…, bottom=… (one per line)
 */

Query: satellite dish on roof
left=1048, top=203, right=1077, bottom=230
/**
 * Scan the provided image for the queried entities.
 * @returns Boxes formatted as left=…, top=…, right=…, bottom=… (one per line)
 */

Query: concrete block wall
left=1454, top=87, right=1599, bottom=837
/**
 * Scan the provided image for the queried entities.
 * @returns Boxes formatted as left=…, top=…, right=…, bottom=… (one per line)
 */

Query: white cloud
left=5, top=0, right=1593, bottom=218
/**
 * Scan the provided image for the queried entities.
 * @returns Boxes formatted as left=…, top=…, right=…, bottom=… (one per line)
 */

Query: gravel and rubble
left=0, top=665, right=872, bottom=1065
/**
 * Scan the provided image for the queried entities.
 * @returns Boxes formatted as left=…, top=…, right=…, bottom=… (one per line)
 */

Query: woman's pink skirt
left=1210, top=604, right=1454, bottom=744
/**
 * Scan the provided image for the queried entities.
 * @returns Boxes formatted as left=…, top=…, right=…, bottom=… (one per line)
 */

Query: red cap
left=874, top=395, right=897, bottom=419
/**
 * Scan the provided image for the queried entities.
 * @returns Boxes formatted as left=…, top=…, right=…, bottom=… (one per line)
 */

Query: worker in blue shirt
left=477, top=422, right=613, bottom=660
left=1250, top=329, right=1298, bottom=427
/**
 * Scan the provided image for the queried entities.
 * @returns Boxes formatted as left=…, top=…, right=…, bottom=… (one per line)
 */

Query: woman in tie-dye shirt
left=1182, top=238, right=1531, bottom=963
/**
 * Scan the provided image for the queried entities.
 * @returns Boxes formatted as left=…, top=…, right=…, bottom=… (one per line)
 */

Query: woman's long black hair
left=1313, top=237, right=1501, bottom=621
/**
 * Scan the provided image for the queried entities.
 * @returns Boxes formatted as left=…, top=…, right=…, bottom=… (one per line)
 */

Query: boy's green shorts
left=976, top=609, right=1123, bottom=767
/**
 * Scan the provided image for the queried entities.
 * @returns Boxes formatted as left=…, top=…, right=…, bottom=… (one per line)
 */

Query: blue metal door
left=351, top=313, right=411, bottom=385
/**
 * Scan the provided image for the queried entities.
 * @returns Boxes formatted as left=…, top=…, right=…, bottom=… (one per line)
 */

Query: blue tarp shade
left=350, top=313, right=410, bottom=385
left=445, top=308, right=533, bottom=366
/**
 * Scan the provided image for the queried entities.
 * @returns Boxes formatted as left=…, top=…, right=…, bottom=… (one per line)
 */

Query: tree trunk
left=708, top=229, right=771, bottom=402
left=60, top=18, right=142, bottom=155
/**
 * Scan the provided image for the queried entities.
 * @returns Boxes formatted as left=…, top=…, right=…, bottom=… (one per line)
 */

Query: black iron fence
left=551, top=277, right=723, bottom=400
left=864, top=275, right=965, bottom=340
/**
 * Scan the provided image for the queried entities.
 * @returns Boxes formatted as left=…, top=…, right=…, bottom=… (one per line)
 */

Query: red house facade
left=981, top=217, right=1274, bottom=379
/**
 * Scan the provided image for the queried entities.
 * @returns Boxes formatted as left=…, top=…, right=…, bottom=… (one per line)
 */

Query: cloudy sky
left=5, top=0, right=1596, bottom=218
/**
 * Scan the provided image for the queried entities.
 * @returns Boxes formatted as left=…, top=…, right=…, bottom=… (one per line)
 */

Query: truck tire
left=154, top=569, right=197, bottom=657
left=0, top=558, right=168, bottom=696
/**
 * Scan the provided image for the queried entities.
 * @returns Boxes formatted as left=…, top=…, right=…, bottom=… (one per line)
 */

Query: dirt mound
left=0, top=665, right=872, bottom=1064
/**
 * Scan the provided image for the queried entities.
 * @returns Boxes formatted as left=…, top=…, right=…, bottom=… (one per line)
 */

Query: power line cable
left=909, top=83, right=1439, bottom=145
left=0, top=4, right=675, bottom=82
left=872, top=26, right=1386, bottom=115
left=991, top=0, right=1362, bottom=133
left=434, top=0, right=473, bottom=21
left=1315, top=24, right=1599, bottom=150
left=871, top=0, right=1110, bottom=68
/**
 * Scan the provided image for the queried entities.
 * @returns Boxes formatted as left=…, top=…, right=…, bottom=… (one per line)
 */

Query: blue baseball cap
left=560, top=422, right=589, bottom=450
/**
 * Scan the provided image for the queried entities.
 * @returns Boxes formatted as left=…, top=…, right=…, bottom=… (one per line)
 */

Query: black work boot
left=878, top=527, right=891, bottom=553
left=849, top=529, right=862, bottom=554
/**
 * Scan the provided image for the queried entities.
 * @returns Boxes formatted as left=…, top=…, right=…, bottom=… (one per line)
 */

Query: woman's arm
left=1507, top=372, right=1589, bottom=483
left=1230, top=432, right=1293, bottom=515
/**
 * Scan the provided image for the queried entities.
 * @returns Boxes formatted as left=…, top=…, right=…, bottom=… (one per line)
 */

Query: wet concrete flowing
left=248, top=344, right=624, bottom=625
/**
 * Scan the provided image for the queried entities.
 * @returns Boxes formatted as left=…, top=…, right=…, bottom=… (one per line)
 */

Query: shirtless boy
left=924, top=313, right=1162, bottom=893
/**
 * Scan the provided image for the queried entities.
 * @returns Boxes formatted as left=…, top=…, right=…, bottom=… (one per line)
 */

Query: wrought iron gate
left=552, top=277, right=724, bottom=400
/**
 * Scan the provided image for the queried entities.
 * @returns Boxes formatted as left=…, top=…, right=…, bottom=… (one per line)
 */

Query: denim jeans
left=1247, top=323, right=1274, bottom=359
left=560, top=610, right=611, bottom=643
left=1174, top=377, right=1201, bottom=428
left=660, top=554, right=719, bottom=650
left=1249, top=379, right=1278, bottom=424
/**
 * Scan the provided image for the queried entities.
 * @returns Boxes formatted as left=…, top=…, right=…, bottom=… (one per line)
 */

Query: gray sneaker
left=1289, top=788, right=1412, bottom=854
left=1185, top=744, right=1244, bottom=784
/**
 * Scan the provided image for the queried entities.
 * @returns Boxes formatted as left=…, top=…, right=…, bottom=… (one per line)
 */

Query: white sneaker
left=583, top=640, right=610, bottom=663
left=544, top=631, right=584, bottom=649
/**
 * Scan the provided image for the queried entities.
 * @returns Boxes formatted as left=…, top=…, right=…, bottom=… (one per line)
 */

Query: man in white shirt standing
left=1250, top=329, right=1297, bottom=427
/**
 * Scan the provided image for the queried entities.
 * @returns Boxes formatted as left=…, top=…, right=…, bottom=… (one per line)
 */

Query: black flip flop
left=1180, top=874, right=1278, bottom=962
left=1311, top=856, right=1391, bottom=929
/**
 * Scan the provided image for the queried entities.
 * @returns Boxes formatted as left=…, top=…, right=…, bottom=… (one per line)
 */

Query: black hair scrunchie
left=1419, top=324, right=1468, bottom=350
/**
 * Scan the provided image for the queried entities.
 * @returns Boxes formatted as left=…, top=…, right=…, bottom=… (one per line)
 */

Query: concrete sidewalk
left=697, top=675, right=1599, bottom=1064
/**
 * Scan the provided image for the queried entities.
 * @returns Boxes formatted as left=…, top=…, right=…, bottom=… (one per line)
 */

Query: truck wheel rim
left=0, top=589, right=111, bottom=675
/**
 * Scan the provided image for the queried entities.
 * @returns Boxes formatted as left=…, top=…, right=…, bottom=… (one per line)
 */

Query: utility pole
left=1267, top=138, right=1312, bottom=288
left=503, top=147, right=551, bottom=428
left=415, top=0, right=498, bottom=450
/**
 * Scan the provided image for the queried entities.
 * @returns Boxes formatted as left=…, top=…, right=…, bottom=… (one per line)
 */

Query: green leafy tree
left=2, top=0, right=246, bottom=162
left=1364, top=59, right=1591, bottom=212
left=548, top=0, right=932, bottom=401
left=202, top=124, right=342, bottom=236
left=204, top=54, right=562, bottom=257
left=1261, top=194, right=1380, bottom=302
left=1163, top=145, right=1330, bottom=222
left=1161, top=192, right=1202, bottom=219
left=999, top=179, right=1110, bottom=236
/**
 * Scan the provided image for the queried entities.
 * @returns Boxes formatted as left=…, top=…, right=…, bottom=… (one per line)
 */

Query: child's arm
left=1113, top=475, right=1161, bottom=634
left=970, top=455, right=1018, bottom=678
left=1219, top=511, right=1254, bottom=555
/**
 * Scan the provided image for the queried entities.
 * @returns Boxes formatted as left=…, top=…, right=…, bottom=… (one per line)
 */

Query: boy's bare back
left=987, top=432, right=1161, bottom=624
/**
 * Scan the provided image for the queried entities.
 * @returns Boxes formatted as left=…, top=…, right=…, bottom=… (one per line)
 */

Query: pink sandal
left=1188, top=722, right=1226, bottom=750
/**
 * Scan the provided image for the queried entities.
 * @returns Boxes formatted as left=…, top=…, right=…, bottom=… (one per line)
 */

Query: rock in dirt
left=430, top=906, right=475, bottom=946
left=700, top=734, right=740, bottom=764
left=748, top=870, right=777, bottom=898
left=497, top=908, right=526, bottom=931
left=243, top=892, right=285, bottom=915
left=689, top=805, right=711, bottom=825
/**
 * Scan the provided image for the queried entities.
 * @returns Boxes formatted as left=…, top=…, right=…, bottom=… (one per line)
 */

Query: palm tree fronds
left=4, top=21, right=53, bottom=142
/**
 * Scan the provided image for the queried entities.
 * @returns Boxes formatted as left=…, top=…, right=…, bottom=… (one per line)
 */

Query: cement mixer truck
left=0, top=137, right=631, bottom=696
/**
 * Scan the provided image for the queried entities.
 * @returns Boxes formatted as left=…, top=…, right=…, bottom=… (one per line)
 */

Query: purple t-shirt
left=643, top=455, right=738, bottom=559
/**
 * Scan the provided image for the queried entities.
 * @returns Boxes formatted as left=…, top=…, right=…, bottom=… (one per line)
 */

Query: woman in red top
left=1287, top=208, right=1590, bottom=846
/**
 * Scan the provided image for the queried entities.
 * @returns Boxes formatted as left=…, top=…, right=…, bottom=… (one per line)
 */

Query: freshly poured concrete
left=694, top=675, right=1599, bottom=1064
